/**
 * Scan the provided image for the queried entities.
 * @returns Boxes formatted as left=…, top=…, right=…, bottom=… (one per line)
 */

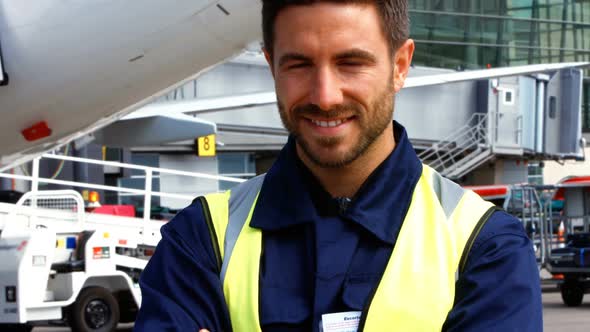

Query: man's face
left=266, top=3, right=409, bottom=168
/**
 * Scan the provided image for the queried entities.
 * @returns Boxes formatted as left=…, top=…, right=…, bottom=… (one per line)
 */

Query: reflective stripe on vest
left=205, top=174, right=265, bottom=331
left=203, top=165, right=495, bottom=331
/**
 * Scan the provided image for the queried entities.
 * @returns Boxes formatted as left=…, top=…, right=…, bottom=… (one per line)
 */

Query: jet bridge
left=407, top=67, right=585, bottom=180
left=98, top=61, right=588, bottom=184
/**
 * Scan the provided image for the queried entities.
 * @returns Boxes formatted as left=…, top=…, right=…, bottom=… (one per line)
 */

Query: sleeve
left=443, top=211, right=543, bottom=332
left=134, top=201, right=232, bottom=332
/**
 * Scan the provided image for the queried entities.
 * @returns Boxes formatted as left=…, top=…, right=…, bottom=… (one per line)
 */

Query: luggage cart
left=542, top=176, right=590, bottom=306
left=468, top=184, right=545, bottom=267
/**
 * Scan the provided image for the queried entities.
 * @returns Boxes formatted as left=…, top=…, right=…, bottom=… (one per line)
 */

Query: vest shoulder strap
left=221, top=174, right=266, bottom=283
left=195, top=174, right=266, bottom=278
left=425, top=165, right=498, bottom=275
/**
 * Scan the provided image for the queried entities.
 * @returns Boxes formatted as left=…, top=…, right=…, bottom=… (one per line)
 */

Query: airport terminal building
left=408, top=0, right=589, bottom=132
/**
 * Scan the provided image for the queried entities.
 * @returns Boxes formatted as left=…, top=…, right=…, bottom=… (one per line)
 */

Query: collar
left=250, top=121, right=423, bottom=245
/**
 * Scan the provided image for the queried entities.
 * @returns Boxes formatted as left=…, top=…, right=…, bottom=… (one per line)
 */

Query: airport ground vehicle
left=0, top=154, right=243, bottom=331
left=470, top=176, right=590, bottom=306
left=541, top=176, right=590, bottom=306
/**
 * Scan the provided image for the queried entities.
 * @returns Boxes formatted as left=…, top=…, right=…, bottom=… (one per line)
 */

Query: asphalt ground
left=542, top=289, right=590, bottom=332
left=30, top=288, right=590, bottom=331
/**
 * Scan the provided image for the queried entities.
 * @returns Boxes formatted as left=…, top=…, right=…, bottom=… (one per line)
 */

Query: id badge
left=320, top=311, right=361, bottom=332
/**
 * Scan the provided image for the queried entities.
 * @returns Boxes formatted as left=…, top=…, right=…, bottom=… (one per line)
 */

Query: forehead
left=273, top=3, right=388, bottom=57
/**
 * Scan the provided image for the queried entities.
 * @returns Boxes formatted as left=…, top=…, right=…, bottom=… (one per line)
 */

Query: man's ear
left=263, top=47, right=275, bottom=78
left=392, top=39, right=415, bottom=93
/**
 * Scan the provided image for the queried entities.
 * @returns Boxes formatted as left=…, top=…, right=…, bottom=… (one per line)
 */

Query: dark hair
left=262, top=0, right=409, bottom=58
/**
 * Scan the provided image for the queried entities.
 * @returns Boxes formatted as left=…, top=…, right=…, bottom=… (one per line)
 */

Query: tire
left=561, top=280, right=584, bottom=307
left=115, top=290, right=138, bottom=323
left=0, top=324, right=33, bottom=332
left=68, top=286, right=120, bottom=332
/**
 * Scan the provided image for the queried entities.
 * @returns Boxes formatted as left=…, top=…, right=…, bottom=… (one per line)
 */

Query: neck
left=297, top=124, right=396, bottom=198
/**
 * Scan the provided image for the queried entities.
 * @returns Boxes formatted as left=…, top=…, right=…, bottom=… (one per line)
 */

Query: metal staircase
left=418, top=113, right=493, bottom=179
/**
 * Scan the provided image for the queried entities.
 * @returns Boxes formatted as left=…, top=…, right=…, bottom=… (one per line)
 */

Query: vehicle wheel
left=68, top=286, right=120, bottom=332
left=115, top=290, right=138, bottom=323
left=561, top=280, right=584, bottom=307
left=0, top=324, right=33, bottom=332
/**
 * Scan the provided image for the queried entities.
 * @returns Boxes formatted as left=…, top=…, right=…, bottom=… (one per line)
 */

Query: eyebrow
left=277, top=48, right=378, bottom=68
left=334, top=49, right=378, bottom=64
left=278, top=52, right=311, bottom=68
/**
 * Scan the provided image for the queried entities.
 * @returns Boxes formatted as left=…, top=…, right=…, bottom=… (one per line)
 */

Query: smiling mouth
left=308, top=117, right=353, bottom=128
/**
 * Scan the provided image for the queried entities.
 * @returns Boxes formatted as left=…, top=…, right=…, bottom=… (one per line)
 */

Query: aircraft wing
left=94, top=114, right=216, bottom=148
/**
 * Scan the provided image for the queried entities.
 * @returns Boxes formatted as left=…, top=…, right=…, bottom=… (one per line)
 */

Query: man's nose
left=309, top=67, right=344, bottom=111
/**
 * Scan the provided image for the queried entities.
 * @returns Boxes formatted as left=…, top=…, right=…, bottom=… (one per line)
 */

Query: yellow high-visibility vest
left=200, top=165, right=495, bottom=331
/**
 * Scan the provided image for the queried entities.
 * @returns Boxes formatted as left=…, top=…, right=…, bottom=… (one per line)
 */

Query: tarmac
left=543, top=288, right=590, bottom=332
left=30, top=288, right=590, bottom=332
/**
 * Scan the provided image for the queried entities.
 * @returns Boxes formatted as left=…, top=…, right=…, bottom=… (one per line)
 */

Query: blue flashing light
left=66, top=237, right=77, bottom=249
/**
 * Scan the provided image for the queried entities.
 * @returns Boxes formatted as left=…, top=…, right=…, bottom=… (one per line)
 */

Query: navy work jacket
left=136, top=121, right=543, bottom=331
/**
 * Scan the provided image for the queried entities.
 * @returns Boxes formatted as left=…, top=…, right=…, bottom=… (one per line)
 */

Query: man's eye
left=287, top=63, right=309, bottom=69
left=340, top=61, right=363, bottom=67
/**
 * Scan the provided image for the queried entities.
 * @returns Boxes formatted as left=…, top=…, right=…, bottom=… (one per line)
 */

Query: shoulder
left=163, top=200, right=205, bottom=234
left=160, top=200, right=212, bottom=255
left=463, top=209, right=540, bottom=286
left=470, top=210, right=530, bottom=257
left=445, top=210, right=542, bottom=330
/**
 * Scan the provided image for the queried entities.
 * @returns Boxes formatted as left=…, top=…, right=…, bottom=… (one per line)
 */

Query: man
left=135, top=1, right=542, bottom=331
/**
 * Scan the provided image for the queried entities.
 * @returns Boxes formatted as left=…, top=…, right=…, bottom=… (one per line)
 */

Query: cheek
left=276, top=75, right=309, bottom=109
left=344, top=79, right=381, bottom=107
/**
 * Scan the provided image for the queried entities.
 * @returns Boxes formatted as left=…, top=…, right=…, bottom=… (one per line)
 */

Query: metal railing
left=11, top=190, right=85, bottom=229
left=503, top=185, right=546, bottom=265
left=418, top=113, right=490, bottom=177
left=0, top=154, right=246, bottom=221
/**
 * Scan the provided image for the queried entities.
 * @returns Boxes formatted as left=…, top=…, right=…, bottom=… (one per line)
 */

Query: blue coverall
left=135, top=121, right=543, bottom=331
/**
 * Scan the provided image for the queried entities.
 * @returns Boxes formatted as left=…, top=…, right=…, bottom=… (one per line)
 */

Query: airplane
left=0, top=0, right=261, bottom=171
left=0, top=1, right=588, bottom=172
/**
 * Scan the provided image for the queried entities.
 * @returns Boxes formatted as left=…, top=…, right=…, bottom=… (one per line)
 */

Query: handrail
left=12, top=190, right=85, bottom=229
left=0, top=154, right=247, bottom=221
left=41, top=154, right=245, bottom=184
left=418, top=113, right=488, bottom=159
left=418, top=113, right=490, bottom=177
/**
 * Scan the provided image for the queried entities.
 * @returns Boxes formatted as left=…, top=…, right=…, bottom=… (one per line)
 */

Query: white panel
left=519, top=77, right=537, bottom=151
left=396, top=81, right=477, bottom=141
left=564, top=188, right=585, bottom=217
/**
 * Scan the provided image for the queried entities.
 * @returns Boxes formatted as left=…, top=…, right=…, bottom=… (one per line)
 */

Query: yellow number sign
left=197, top=134, right=216, bottom=157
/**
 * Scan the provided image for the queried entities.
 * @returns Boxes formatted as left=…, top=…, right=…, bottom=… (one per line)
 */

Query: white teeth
left=311, top=119, right=344, bottom=128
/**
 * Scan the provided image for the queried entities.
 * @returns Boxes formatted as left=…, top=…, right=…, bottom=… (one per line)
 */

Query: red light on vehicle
left=89, top=191, right=100, bottom=203
left=553, top=274, right=564, bottom=280
left=21, top=121, right=52, bottom=142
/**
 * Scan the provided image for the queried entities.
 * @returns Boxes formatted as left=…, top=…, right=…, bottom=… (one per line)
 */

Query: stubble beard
left=278, top=88, right=395, bottom=169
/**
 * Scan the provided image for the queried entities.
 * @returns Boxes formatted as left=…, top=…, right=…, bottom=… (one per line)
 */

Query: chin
left=310, top=150, right=356, bottom=168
